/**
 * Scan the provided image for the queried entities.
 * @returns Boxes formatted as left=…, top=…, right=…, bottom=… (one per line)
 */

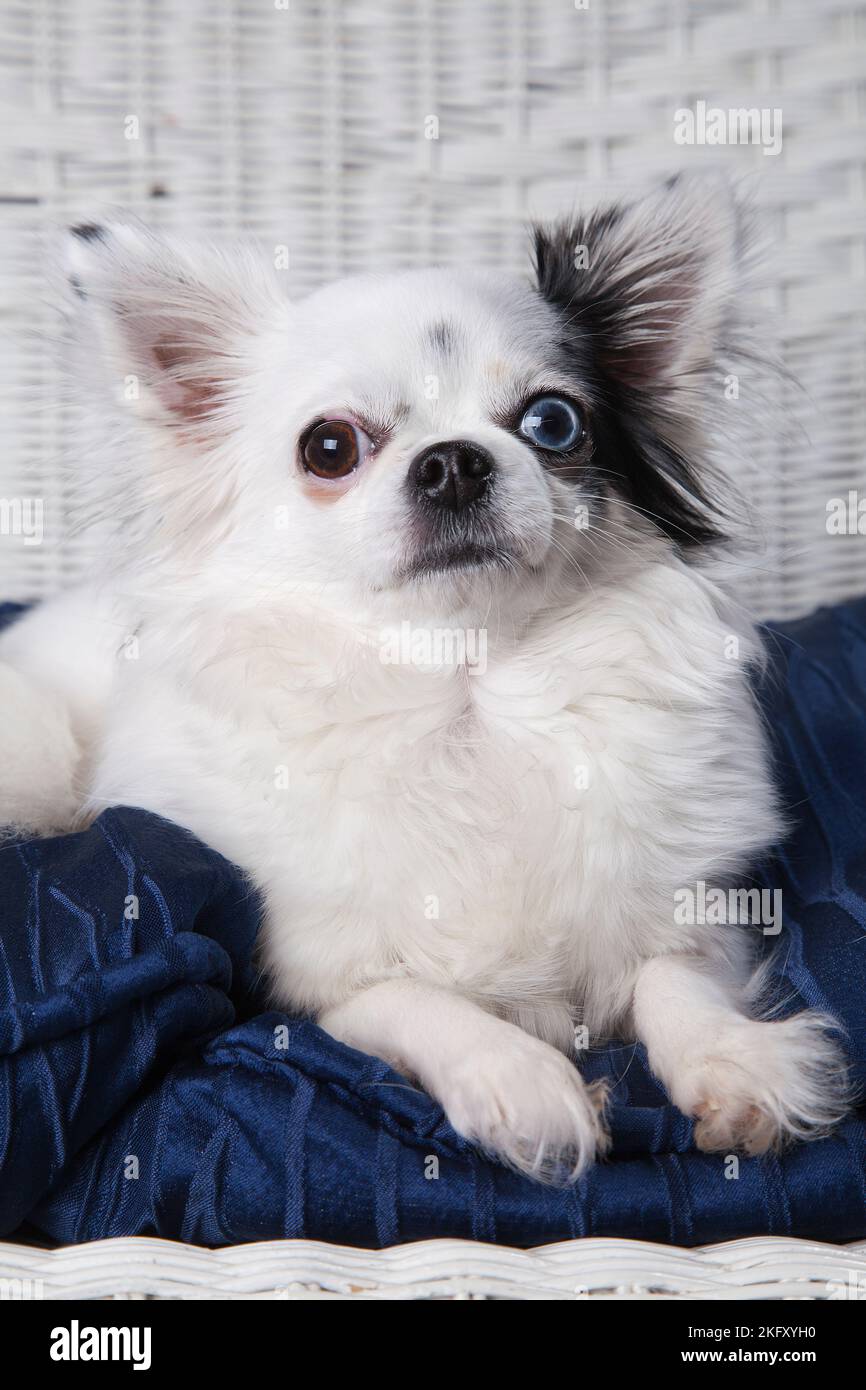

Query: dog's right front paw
left=439, top=1029, right=609, bottom=1183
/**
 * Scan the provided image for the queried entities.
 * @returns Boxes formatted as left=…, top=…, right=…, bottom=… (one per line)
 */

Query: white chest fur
left=90, top=559, right=779, bottom=1036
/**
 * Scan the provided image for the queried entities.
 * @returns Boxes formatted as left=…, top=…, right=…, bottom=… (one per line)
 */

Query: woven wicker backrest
left=1, top=0, right=864, bottom=616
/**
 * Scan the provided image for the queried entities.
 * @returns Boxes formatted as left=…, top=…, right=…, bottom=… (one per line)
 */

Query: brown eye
left=302, top=419, right=369, bottom=479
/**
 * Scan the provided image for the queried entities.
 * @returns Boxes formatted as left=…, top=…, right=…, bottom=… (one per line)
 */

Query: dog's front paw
left=673, top=1013, right=850, bottom=1156
left=439, top=1030, right=609, bottom=1183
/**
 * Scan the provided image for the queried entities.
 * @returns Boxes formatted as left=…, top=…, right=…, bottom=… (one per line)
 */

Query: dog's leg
left=0, top=663, right=82, bottom=834
left=319, top=978, right=608, bottom=1182
left=0, top=589, right=117, bottom=834
left=632, top=954, right=850, bottom=1154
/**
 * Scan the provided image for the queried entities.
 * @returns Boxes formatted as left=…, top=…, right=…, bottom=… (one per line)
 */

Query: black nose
left=409, top=440, right=494, bottom=511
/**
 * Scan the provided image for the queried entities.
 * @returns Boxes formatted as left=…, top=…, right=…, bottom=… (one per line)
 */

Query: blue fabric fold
left=1, top=597, right=865, bottom=1247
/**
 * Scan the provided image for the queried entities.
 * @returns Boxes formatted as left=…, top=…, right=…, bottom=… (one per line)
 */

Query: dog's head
left=68, top=178, right=747, bottom=618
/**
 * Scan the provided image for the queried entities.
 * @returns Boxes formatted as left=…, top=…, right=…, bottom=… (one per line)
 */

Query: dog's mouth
left=397, top=541, right=515, bottom=584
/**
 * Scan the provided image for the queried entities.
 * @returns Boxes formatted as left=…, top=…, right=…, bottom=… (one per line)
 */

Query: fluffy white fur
left=0, top=180, right=850, bottom=1181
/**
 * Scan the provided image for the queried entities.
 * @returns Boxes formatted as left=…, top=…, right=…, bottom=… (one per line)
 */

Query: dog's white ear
left=533, top=176, right=749, bottom=396
left=67, top=220, right=284, bottom=432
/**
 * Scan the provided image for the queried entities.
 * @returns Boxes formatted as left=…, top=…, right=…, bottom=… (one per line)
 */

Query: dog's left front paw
left=672, top=1013, right=851, bottom=1155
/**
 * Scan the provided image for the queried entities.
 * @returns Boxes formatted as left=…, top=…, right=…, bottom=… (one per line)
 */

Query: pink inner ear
left=152, top=338, right=218, bottom=422
left=602, top=263, right=703, bottom=389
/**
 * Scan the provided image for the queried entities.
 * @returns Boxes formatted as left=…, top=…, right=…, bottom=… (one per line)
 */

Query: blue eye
left=519, top=395, right=584, bottom=452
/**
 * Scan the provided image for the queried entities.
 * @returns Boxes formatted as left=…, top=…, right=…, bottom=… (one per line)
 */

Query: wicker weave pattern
left=0, top=0, right=864, bottom=614
left=1, top=1235, right=865, bottom=1300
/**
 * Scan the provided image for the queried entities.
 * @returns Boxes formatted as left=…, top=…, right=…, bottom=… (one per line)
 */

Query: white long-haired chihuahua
left=0, top=177, right=849, bottom=1181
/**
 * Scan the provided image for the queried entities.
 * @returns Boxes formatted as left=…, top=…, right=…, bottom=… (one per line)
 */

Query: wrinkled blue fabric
left=1, top=598, right=865, bottom=1248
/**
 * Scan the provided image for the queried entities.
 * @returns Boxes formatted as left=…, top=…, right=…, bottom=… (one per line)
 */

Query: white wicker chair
left=0, top=0, right=864, bottom=1299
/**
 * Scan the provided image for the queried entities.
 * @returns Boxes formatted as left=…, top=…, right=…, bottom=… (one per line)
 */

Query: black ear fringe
left=532, top=212, right=731, bottom=549
left=598, top=403, right=730, bottom=547
left=68, top=223, right=108, bottom=300
left=70, top=222, right=105, bottom=244
left=532, top=215, right=622, bottom=319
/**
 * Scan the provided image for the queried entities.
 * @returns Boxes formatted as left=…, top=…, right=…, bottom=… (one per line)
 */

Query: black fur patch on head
left=532, top=206, right=730, bottom=548
left=425, top=319, right=460, bottom=358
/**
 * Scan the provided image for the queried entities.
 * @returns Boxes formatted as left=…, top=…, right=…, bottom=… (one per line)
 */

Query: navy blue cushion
left=1, top=598, right=865, bottom=1247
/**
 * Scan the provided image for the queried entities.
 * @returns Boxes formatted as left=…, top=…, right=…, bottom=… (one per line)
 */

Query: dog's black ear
left=66, top=218, right=285, bottom=431
left=533, top=176, right=746, bottom=396
left=533, top=178, right=751, bottom=546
